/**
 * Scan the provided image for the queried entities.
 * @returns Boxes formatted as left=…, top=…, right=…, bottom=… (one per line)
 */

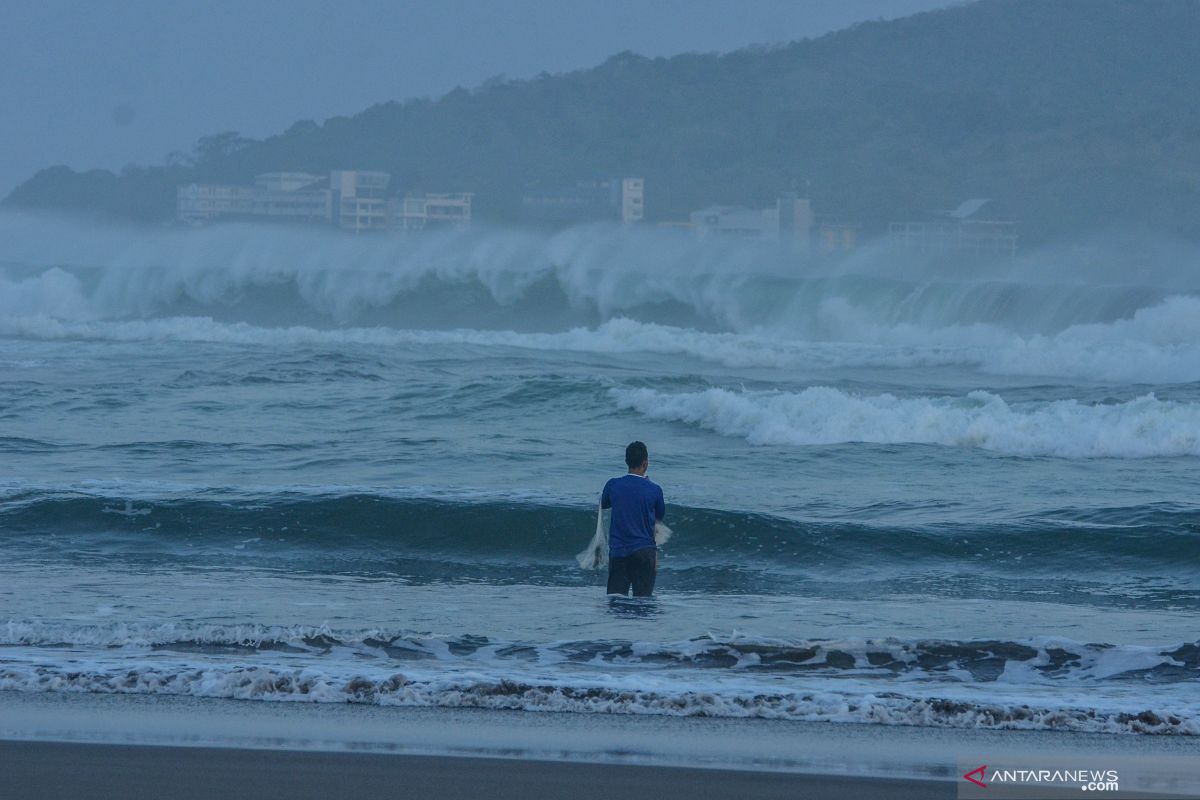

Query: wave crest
left=612, top=386, right=1200, bottom=458
left=5, top=214, right=1200, bottom=383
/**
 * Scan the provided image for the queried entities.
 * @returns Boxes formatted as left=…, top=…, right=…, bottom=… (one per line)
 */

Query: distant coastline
left=6, top=0, right=1200, bottom=246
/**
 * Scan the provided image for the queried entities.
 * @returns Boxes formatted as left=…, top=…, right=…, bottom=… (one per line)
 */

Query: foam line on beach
left=4, top=623, right=1197, bottom=686
left=1, top=658, right=1195, bottom=735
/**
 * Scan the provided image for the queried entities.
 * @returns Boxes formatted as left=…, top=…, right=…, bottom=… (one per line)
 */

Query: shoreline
left=4, top=690, right=1200, bottom=786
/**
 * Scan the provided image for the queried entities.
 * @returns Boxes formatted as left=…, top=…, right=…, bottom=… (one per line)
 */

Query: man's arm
left=600, top=480, right=612, bottom=510
left=654, top=487, right=665, bottom=522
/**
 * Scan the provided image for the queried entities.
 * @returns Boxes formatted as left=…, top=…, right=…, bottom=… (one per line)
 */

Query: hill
left=7, top=0, right=1200, bottom=244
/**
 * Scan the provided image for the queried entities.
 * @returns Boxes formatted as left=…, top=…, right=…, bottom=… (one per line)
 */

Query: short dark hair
left=625, top=440, right=648, bottom=469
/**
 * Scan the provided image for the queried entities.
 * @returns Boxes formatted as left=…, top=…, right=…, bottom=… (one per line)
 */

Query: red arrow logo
left=964, top=765, right=987, bottom=788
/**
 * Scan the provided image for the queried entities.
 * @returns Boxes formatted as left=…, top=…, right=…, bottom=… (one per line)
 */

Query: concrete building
left=330, top=170, right=390, bottom=233
left=391, top=193, right=474, bottom=231
left=888, top=198, right=1017, bottom=259
left=618, top=178, right=644, bottom=224
left=690, top=205, right=779, bottom=238
left=521, top=177, right=643, bottom=227
left=177, top=172, right=334, bottom=227
left=176, top=183, right=257, bottom=224
left=176, top=170, right=470, bottom=233
left=253, top=172, right=331, bottom=224
left=690, top=193, right=816, bottom=242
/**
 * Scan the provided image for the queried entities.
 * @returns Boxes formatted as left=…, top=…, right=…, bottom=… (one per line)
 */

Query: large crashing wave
left=3, top=212, right=1200, bottom=382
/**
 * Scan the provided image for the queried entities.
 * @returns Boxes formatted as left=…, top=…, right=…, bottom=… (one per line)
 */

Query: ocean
left=2, top=214, right=1199, bottom=749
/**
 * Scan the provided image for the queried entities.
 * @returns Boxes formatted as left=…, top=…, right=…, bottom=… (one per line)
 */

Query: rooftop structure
left=255, top=172, right=323, bottom=193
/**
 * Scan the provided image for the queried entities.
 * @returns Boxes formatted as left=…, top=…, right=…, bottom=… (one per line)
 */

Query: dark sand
left=0, top=739, right=952, bottom=800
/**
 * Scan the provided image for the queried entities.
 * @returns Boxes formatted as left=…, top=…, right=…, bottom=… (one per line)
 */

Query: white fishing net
left=576, top=505, right=672, bottom=569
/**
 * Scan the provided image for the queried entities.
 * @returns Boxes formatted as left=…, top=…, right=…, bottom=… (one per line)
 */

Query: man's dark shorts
left=607, top=547, right=656, bottom=597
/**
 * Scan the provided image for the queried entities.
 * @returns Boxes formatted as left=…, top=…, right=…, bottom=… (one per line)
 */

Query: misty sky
left=1, top=0, right=951, bottom=197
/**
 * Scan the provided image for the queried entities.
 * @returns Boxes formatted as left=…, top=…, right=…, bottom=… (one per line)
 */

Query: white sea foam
left=0, top=660, right=1194, bottom=735
left=3, top=621, right=1194, bottom=684
left=611, top=386, right=1200, bottom=458
left=3, top=619, right=1198, bottom=733
left=0, top=218, right=787, bottom=327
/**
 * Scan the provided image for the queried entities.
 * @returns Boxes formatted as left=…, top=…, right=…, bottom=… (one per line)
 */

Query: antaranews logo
left=960, top=761, right=1120, bottom=794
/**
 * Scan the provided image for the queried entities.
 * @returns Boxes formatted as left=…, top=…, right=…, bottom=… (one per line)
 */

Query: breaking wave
left=4, top=213, right=1200, bottom=382
left=612, top=386, right=1200, bottom=458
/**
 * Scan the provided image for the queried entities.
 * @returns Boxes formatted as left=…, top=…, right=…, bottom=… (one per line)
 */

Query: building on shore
left=689, top=205, right=778, bottom=238
left=814, top=220, right=859, bottom=253
left=777, top=191, right=814, bottom=241
left=253, top=172, right=331, bottom=224
left=176, top=184, right=257, bottom=223
left=330, top=170, right=390, bottom=233
left=176, top=171, right=471, bottom=233
left=391, top=193, right=474, bottom=231
left=521, top=177, right=643, bottom=227
left=888, top=198, right=1017, bottom=258
left=689, top=192, right=816, bottom=243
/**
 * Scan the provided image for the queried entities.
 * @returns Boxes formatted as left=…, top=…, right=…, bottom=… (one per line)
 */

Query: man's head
left=625, top=440, right=649, bottom=473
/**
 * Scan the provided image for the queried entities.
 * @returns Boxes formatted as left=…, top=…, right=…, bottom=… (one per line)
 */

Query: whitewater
left=2, top=213, right=1200, bottom=740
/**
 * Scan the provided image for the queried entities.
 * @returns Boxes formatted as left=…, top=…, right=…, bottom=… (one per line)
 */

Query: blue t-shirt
left=600, top=474, right=665, bottom=558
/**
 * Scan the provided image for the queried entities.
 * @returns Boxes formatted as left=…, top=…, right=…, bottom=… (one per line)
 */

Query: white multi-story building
left=619, top=178, right=644, bottom=224
left=392, top=193, right=474, bottom=231
left=522, top=177, right=644, bottom=227
left=177, top=170, right=471, bottom=234
left=330, top=170, right=390, bottom=233
left=253, top=172, right=331, bottom=223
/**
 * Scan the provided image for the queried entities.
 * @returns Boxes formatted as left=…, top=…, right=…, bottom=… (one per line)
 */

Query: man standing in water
left=601, top=441, right=665, bottom=597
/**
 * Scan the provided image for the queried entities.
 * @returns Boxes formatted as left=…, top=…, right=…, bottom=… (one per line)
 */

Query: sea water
left=2, top=214, right=1199, bottom=742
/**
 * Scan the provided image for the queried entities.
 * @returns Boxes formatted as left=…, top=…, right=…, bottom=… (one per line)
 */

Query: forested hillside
left=8, top=0, right=1200, bottom=243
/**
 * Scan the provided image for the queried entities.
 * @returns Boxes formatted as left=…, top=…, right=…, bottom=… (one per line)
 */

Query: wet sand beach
left=0, top=739, right=951, bottom=800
